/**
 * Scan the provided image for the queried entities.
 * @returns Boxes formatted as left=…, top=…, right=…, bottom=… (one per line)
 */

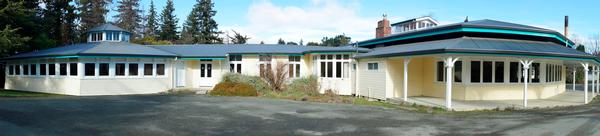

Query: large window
left=144, top=63, right=153, bottom=76
left=15, top=65, right=21, bottom=75
left=99, top=63, right=109, bottom=76
left=229, top=55, right=242, bottom=74
left=546, top=63, right=562, bottom=82
left=510, top=62, right=519, bottom=83
left=59, top=63, right=67, bottom=76
left=288, top=56, right=301, bottom=78
left=23, top=64, right=29, bottom=75
left=320, top=62, right=326, bottom=77
left=129, top=63, right=138, bottom=76
left=494, top=62, right=504, bottom=83
left=317, top=54, right=350, bottom=79
left=8, top=65, right=14, bottom=75
left=259, top=55, right=272, bottom=62
left=115, top=63, right=126, bottom=76
left=531, top=63, right=540, bottom=83
left=482, top=61, right=492, bottom=83
left=69, top=63, right=77, bottom=76
left=40, top=64, right=46, bottom=75
left=470, top=61, right=480, bottom=83
left=368, top=63, right=379, bottom=70
left=30, top=64, right=37, bottom=75
left=48, top=64, right=55, bottom=75
left=85, top=63, right=95, bottom=76
left=156, top=64, right=165, bottom=76
left=436, top=61, right=462, bottom=82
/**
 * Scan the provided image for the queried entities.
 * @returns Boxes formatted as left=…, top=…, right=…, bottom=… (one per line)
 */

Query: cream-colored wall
left=5, top=77, right=80, bottom=95
left=356, top=58, right=387, bottom=99
left=387, top=57, right=425, bottom=98
left=184, top=60, right=226, bottom=88
left=80, top=77, right=170, bottom=95
left=462, top=83, right=565, bottom=100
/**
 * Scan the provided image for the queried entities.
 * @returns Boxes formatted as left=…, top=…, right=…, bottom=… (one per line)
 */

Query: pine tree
left=0, top=0, right=32, bottom=57
left=144, top=0, right=158, bottom=37
left=277, top=38, right=285, bottom=45
left=226, top=30, right=250, bottom=44
left=158, top=0, right=178, bottom=41
left=42, top=0, right=78, bottom=45
left=180, top=2, right=201, bottom=44
left=114, top=0, right=142, bottom=38
left=77, top=0, right=111, bottom=33
left=197, top=0, right=221, bottom=44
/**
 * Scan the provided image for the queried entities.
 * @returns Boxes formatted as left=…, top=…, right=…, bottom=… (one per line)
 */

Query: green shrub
left=221, top=73, right=271, bottom=95
left=209, top=81, right=258, bottom=96
left=287, top=75, right=320, bottom=96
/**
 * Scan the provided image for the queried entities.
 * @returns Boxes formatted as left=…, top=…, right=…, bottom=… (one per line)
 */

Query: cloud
left=221, top=0, right=391, bottom=44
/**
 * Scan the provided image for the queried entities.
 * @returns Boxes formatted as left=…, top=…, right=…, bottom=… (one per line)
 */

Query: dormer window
left=106, top=32, right=120, bottom=41
left=90, top=32, right=103, bottom=42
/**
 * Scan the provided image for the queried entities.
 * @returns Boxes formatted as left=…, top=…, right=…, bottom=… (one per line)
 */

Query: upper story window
left=90, top=32, right=103, bottom=42
left=259, top=55, right=272, bottom=62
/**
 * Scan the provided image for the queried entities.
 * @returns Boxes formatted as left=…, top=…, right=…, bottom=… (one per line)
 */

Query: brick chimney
left=564, top=16, right=569, bottom=37
left=376, top=14, right=391, bottom=38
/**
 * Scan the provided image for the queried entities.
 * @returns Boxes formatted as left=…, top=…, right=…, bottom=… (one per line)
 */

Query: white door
left=199, top=62, right=215, bottom=87
left=176, top=61, right=186, bottom=87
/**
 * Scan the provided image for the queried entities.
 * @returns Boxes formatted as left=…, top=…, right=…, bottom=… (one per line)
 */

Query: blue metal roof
left=2, top=43, right=369, bottom=60
left=85, top=23, right=129, bottom=33
left=355, top=37, right=593, bottom=59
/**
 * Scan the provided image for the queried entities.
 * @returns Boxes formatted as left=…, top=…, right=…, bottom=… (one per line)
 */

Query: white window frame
left=317, top=54, right=351, bottom=79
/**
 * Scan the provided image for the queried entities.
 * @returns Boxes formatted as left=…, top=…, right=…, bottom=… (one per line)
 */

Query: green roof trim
left=359, top=27, right=573, bottom=48
left=364, top=52, right=599, bottom=64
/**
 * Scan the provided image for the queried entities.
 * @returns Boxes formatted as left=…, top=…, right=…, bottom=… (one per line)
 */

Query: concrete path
left=1, top=95, right=599, bottom=135
left=407, top=91, right=588, bottom=111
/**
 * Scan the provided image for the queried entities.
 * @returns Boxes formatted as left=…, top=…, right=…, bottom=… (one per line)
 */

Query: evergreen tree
left=299, top=39, right=303, bottom=46
left=180, top=2, right=201, bottom=44
left=277, top=38, right=285, bottom=45
left=226, top=30, right=250, bottom=44
left=77, top=0, right=111, bottom=33
left=260, top=41, right=264, bottom=44
left=0, top=0, right=35, bottom=57
left=197, top=0, right=221, bottom=44
left=114, top=0, right=142, bottom=38
left=158, top=0, right=178, bottom=41
left=320, top=34, right=351, bottom=47
left=144, top=0, right=158, bottom=37
left=42, top=0, right=78, bottom=45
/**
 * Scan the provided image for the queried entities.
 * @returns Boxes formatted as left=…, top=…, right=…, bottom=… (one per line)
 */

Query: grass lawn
left=0, top=89, right=65, bottom=97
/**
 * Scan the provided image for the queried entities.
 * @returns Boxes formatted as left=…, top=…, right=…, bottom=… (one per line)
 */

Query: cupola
left=86, top=23, right=131, bottom=43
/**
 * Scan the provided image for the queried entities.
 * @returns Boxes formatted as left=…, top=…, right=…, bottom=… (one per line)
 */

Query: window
left=115, top=63, right=125, bottom=76
left=85, top=63, right=95, bottom=76
left=437, top=61, right=444, bottom=82
left=288, top=64, right=301, bottom=78
left=454, top=61, right=462, bottom=82
left=15, top=65, right=20, bottom=75
left=129, top=63, right=138, bottom=76
left=69, top=63, right=77, bottom=76
left=367, top=63, right=379, bottom=70
left=510, top=62, right=519, bottom=83
left=495, top=62, right=504, bottom=83
left=229, top=55, right=242, bottom=61
left=99, top=63, right=109, bottom=76
left=343, top=55, right=350, bottom=60
left=23, top=64, right=29, bottom=75
left=48, top=64, right=55, bottom=75
left=144, top=63, right=153, bottom=76
left=30, top=64, right=36, bottom=75
left=436, top=61, right=462, bottom=82
left=113, top=32, right=120, bottom=41
left=336, top=54, right=342, bottom=60
left=471, top=61, right=480, bottom=83
left=107, top=32, right=113, bottom=40
left=8, top=65, right=13, bottom=75
left=156, top=64, right=165, bottom=76
left=327, top=62, right=333, bottom=77
left=259, top=55, right=272, bottom=62
left=289, top=56, right=301, bottom=62
left=320, top=62, right=326, bottom=77
left=59, top=63, right=67, bottom=76
left=97, top=33, right=103, bottom=41
left=229, top=55, right=242, bottom=74
left=343, top=62, right=349, bottom=78
left=40, top=64, right=46, bottom=75
left=482, top=61, right=492, bottom=83
left=531, top=63, right=540, bottom=83
left=335, top=62, right=342, bottom=78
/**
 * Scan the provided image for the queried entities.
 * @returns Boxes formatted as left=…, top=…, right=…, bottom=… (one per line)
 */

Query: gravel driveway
left=0, top=95, right=599, bottom=136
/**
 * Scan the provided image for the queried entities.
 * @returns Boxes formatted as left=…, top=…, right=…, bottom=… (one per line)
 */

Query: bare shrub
left=260, top=62, right=288, bottom=92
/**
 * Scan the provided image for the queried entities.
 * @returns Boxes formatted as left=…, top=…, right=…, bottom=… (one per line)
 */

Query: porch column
left=403, top=58, right=411, bottom=102
left=581, top=63, right=589, bottom=104
left=520, top=60, right=533, bottom=107
left=572, top=68, right=576, bottom=91
left=444, top=57, right=459, bottom=109
left=594, top=66, right=597, bottom=96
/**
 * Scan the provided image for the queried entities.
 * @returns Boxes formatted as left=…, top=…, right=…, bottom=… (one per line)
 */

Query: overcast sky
left=108, top=0, right=600, bottom=44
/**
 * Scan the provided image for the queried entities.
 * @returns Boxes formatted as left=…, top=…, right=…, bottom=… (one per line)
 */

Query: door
left=199, top=62, right=215, bottom=87
left=176, top=61, right=186, bottom=87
